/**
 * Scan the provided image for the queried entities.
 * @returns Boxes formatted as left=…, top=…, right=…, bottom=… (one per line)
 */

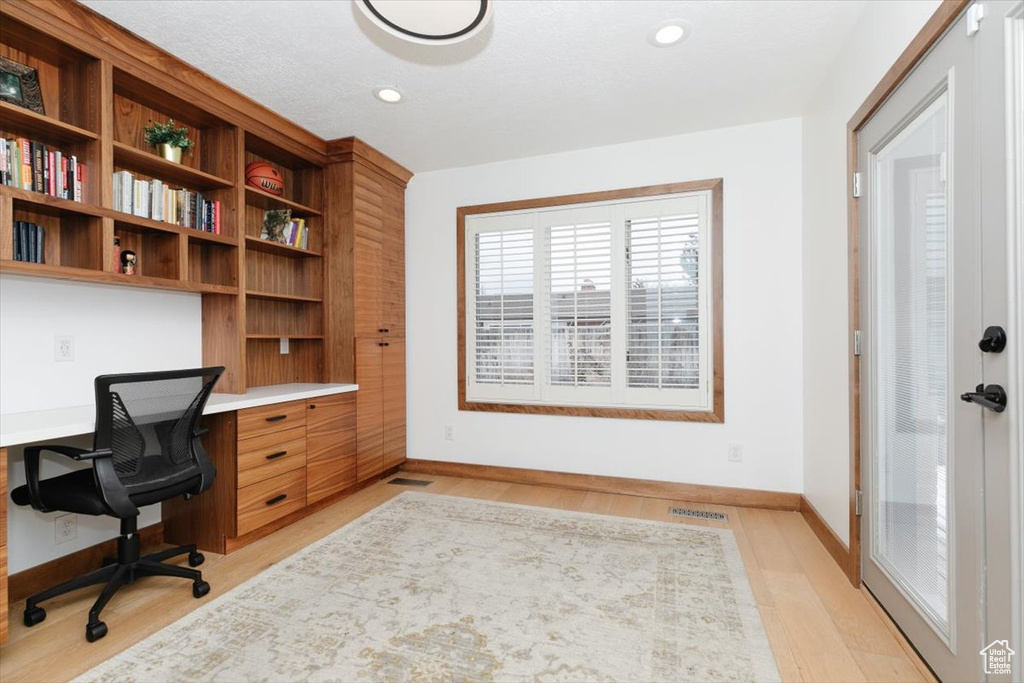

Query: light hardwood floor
left=0, top=473, right=934, bottom=683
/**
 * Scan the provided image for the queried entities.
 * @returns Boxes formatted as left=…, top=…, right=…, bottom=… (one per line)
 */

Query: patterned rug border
left=77, top=490, right=778, bottom=682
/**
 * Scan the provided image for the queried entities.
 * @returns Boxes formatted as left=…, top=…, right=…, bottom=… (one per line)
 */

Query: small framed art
left=0, top=56, right=44, bottom=115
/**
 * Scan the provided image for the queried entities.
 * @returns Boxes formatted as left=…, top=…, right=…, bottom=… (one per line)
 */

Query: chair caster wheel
left=193, top=580, right=210, bottom=598
left=86, top=621, right=108, bottom=642
left=188, top=551, right=205, bottom=567
left=23, top=606, right=46, bottom=627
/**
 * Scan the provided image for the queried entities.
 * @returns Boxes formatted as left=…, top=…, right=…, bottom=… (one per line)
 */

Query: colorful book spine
left=1, top=137, right=87, bottom=202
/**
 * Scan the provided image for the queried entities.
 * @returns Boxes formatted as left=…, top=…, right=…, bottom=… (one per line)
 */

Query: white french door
left=858, top=3, right=1020, bottom=681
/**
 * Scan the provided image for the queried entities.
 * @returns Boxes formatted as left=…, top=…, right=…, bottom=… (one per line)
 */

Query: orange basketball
left=245, top=162, right=284, bottom=196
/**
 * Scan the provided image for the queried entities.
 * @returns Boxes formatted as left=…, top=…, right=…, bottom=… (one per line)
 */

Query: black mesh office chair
left=10, top=367, right=224, bottom=642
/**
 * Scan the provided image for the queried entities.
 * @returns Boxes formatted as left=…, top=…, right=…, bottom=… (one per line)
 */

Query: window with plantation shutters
left=459, top=180, right=723, bottom=421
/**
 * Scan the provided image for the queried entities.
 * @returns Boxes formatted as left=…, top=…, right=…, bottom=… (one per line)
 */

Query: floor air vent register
left=669, top=507, right=728, bottom=522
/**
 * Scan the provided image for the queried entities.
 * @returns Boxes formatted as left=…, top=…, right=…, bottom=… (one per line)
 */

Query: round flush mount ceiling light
left=649, top=21, right=691, bottom=47
left=356, top=0, right=492, bottom=46
left=374, top=87, right=403, bottom=103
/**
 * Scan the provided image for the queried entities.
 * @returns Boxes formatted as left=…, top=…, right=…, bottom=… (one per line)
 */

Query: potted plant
left=143, top=119, right=194, bottom=163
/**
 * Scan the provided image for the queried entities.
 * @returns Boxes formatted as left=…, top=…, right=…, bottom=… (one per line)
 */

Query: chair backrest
left=93, top=367, right=223, bottom=496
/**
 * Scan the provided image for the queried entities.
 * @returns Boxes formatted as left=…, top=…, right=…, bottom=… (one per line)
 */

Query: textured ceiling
left=81, top=0, right=867, bottom=172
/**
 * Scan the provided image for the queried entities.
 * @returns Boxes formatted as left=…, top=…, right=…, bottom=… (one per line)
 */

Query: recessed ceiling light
left=649, top=21, right=690, bottom=47
left=375, top=87, right=403, bottom=104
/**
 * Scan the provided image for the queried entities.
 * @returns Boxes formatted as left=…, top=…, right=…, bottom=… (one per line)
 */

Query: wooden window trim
left=842, top=0, right=970, bottom=587
left=456, top=179, right=724, bottom=422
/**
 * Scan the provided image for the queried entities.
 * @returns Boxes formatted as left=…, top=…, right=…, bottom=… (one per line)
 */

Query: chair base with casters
left=21, top=515, right=210, bottom=642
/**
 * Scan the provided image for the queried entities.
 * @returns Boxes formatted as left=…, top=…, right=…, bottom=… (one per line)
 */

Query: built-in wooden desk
left=0, top=383, right=359, bottom=645
left=0, top=383, right=358, bottom=448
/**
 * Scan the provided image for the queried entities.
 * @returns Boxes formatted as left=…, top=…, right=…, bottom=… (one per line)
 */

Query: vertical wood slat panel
left=356, top=337, right=384, bottom=481
left=382, top=338, right=406, bottom=470
left=306, top=393, right=357, bottom=504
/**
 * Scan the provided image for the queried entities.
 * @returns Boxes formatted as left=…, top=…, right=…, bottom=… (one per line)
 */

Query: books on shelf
left=112, top=170, right=221, bottom=233
left=260, top=209, right=309, bottom=249
left=0, top=138, right=86, bottom=202
left=11, top=221, right=45, bottom=264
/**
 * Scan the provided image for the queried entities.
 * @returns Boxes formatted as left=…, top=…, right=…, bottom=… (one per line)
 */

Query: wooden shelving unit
left=239, top=132, right=325, bottom=388
left=0, top=8, right=334, bottom=394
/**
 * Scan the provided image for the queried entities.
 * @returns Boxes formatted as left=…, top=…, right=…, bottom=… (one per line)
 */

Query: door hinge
left=967, top=3, right=985, bottom=36
left=855, top=490, right=863, bottom=516
left=853, top=329, right=862, bottom=357
left=852, top=172, right=862, bottom=198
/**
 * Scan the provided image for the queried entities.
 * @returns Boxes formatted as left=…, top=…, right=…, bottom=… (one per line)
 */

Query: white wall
left=1, top=275, right=202, bottom=572
left=0, top=275, right=202, bottom=413
left=801, top=0, right=941, bottom=544
left=406, top=118, right=804, bottom=493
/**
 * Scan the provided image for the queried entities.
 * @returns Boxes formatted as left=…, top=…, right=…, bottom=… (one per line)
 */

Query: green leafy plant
left=143, top=119, right=194, bottom=154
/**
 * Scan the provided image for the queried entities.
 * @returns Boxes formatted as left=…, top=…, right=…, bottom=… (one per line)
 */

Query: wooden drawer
left=237, top=400, right=306, bottom=440
left=236, top=468, right=306, bottom=537
left=237, top=425, right=307, bottom=488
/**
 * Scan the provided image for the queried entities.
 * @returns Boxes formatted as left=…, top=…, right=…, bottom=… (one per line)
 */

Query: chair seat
left=11, top=470, right=109, bottom=515
left=11, top=469, right=204, bottom=516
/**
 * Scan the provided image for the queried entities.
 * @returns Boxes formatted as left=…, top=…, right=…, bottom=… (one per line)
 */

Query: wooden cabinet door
left=381, top=185, right=405, bottom=337
left=306, top=392, right=357, bottom=504
left=382, top=338, right=406, bottom=470
left=354, top=233, right=383, bottom=338
left=355, top=338, right=384, bottom=482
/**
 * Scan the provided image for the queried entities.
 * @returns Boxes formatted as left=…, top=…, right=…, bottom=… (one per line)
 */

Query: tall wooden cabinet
left=324, top=140, right=411, bottom=481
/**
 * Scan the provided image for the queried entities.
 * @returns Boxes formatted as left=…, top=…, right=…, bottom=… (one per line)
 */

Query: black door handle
left=960, top=383, right=1007, bottom=413
left=979, top=326, right=1007, bottom=353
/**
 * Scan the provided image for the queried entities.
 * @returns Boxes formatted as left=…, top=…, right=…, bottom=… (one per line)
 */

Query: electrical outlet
left=54, top=335, right=74, bottom=362
left=727, top=443, right=743, bottom=463
left=55, top=513, right=77, bottom=544
left=444, top=425, right=455, bottom=442
left=279, top=337, right=289, bottom=355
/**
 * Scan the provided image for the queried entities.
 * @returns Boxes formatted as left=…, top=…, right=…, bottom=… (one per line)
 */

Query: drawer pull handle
left=265, top=494, right=288, bottom=506
left=309, top=404, right=316, bottom=410
left=379, top=328, right=390, bottom=333
left=265, top=451, right=288, bottom=460
left=265, top=415, right=287, bottom=423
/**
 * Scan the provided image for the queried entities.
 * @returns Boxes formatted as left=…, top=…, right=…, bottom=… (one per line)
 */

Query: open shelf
left=1, top=186, right=104, bottom=218
left=113, top=141, right=234, bottom=191
left=244, top=235, right=320, bottom=258
left=111, top=210, right=237, bottom=246
left=0, top=259, right=237, bottom=295
left=0, top=101, right=99, bottom=144
left=244, top=186, right=322, bottom=217
left=246, top=290, right=322, bottom=303
left=245, top=334, right=324, bottom=340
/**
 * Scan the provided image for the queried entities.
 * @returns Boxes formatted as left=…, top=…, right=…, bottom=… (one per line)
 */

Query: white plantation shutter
left=622, top=194, right=711, bottom=408
left=542, top=207, right=614, bottom=404
left=466, top=215, right=536, bottom=402
left=465, top=190, right=713, bottom=411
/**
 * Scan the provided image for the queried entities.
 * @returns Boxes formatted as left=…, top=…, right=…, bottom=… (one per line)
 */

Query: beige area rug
left=78, top=491, right=780, bottom=682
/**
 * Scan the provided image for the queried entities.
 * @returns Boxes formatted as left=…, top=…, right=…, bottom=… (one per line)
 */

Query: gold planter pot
left=158, top=143, right=183, bottom=164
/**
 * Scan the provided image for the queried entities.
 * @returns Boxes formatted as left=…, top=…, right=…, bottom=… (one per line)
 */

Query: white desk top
left=0, top=383, right=358, bottom=447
